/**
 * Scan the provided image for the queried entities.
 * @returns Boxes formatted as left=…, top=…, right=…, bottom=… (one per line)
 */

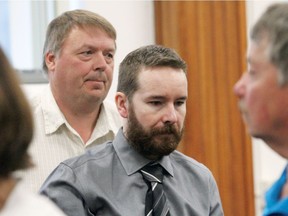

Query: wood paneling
left=154, top=1, right=255, bottom=215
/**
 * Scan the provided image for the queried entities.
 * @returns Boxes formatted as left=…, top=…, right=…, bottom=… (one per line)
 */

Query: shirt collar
left=41, top=85, right=66, bottom=134
left=264, top=164, right=288, bottom=215
left=92, top=101, right=120, bottom=139
left=113, top=129, right=174, bottom=177
left=41, top=85, right=119, bottom=138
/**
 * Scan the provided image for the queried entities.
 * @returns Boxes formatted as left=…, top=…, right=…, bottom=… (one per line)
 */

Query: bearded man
left=40, top=45, right=223, bottom=216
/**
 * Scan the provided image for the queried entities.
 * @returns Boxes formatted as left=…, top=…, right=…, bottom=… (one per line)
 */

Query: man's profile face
left=125, top=67, right=187, bottom=160
left=234, top=38, right=288, bottom=143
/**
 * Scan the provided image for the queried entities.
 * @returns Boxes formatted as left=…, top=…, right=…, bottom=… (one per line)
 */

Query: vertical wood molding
left=154, top=1, right=255, bottom=215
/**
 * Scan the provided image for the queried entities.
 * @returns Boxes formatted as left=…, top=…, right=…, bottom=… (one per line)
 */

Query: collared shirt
left=263, top=164, right=288, bottom=216
left=40, top=129, right=224, bottom=216
left=18, top=85, right=122, bottom=193
left=0, top=181, right=66, bottom=216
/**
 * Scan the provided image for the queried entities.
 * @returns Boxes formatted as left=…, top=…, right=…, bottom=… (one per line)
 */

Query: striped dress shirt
left=17, top=85, right=122, bottom=193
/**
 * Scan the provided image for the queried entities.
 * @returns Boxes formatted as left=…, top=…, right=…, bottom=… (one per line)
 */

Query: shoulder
left=27, top=195, right=66, bottom=216
left=40, top=141, right=116, bottom=193
left=169, top=150, right=213, bottom=179
left=28, top=90, right=42, bottom=110
left=61, top=141, right=115, bottom=171
left=2, top=183, right=66, bottom=216
left=28, top=85, right=50, bottom=111
left=102, top=100, right=123, bottom=131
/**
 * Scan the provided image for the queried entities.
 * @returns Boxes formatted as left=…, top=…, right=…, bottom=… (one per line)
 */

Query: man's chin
left=153, top=135, right=174, bottom=144
left=153, top=140, right=179, bottom=153
left=246, top=126, right=263, bottom=139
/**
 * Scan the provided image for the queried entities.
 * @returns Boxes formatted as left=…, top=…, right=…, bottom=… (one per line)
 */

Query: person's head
left=43, top=9, right=117, bottom=107
left=234, top=3, right=288, bottom=157
left=0, top=48, right=34, bottom=178
left=116, top=45, right=188, bottom=160
left=43, top=9, right=116, bottom=73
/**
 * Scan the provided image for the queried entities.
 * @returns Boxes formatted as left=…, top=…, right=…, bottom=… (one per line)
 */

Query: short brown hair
left=117, top=44, right=187, bottom=100
left=0, top=48, right=34, bottom=177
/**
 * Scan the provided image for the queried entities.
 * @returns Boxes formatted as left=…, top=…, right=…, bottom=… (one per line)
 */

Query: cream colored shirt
left=19, top=85, right=122, bottom=193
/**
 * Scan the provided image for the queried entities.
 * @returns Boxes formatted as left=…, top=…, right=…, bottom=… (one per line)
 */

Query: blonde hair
left=43, top=9, right=117, bottom=72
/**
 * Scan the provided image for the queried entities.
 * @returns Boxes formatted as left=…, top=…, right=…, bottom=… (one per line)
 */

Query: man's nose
left=93, top=53, right=107, bottom=72
left=233, top=72, right=247, bottom=98
left=162, top=104, right=177, bottom=124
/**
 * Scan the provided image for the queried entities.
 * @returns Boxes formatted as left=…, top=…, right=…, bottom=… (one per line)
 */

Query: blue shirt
left=263, top=164, right=288, bottom=216
left=40, top=129, right=223, bottom=216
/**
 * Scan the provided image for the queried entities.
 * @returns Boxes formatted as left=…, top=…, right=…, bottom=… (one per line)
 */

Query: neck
left=53, top=91, right=103, bottom=144
left=0, top=177, right=17, bottom=210
left=264, top=137, right=288, bottom=159
left=70, top=110, right=101, bottom=143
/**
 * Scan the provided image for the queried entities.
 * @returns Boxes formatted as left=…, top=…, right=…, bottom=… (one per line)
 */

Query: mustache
left=150, top=124, right=179, bottom=136
left=84, top=73, right=107, bottom=82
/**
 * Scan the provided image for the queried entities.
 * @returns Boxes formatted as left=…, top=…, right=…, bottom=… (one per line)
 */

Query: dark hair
left=0, top=48, right=34, bottom=177
left=42, top=9, right=117, bottom=72
left=117, top=44, right=187, bottom=100
left=251, top=3, right=288, bottom=85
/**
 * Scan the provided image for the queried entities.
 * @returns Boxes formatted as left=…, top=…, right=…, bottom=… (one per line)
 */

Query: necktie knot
left=140, top=164, right=170, bottom=216
left=140, top=164, right=164, bottom=183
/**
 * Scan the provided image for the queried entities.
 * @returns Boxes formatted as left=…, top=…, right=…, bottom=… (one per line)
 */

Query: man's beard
left=126, top=107, right=183, bottom=160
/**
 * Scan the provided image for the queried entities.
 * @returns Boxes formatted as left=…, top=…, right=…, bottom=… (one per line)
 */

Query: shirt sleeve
left=209, top=174, right=224, bottom=215
left=39, top=163, right=92, bottom=216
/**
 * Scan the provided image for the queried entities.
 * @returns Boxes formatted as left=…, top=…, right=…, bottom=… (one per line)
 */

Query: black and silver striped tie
left=140, top=164, right=170, bottom=216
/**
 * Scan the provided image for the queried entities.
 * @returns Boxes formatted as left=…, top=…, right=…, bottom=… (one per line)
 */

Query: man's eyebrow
left=147, top=95, right=166, bottom=100
left=78, top=43, right=116, bottom=52
left=147, top=96, right=187, bottom=100
left=177, top=96, right=187, bottom=100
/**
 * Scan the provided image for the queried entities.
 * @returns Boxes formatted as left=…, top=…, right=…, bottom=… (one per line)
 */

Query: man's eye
left=175, top=101, right=185, bottom=107
left=105, top=53, right=114, bottom=59
left=81, top=50, right=93, bottom=56
left=149, top=101, right=162, bottom=106
left=248, top=69, right=256, bottom=76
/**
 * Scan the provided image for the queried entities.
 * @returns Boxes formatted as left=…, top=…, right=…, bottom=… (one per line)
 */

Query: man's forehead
left=136, top=71, right=187, bottom=99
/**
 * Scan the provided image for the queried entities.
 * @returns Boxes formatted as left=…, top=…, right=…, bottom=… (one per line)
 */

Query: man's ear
left=115, top=92, right=129, bottom=118
left=45, top=52, right=56, bottom=73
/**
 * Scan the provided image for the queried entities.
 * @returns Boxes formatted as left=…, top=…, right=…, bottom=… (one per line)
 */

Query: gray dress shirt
left=40, top=129, right=224, bottom=216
